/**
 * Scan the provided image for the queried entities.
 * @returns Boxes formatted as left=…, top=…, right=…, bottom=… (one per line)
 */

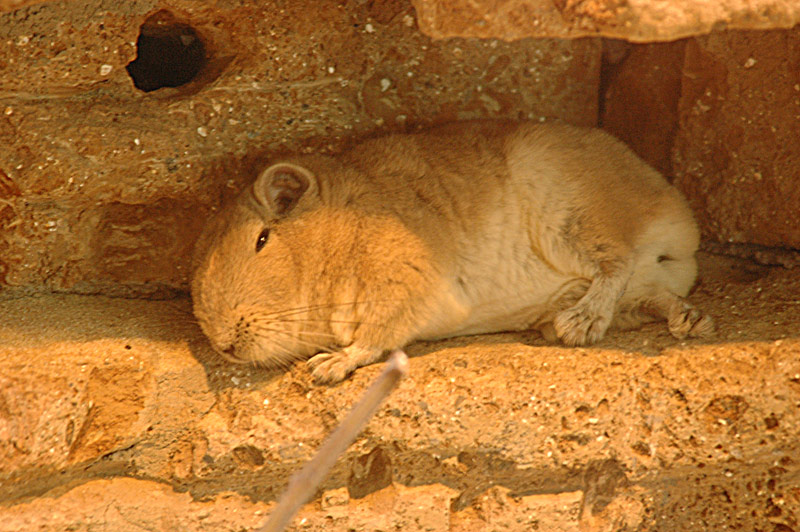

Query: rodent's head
left=191, top=161, right=327, bottom=368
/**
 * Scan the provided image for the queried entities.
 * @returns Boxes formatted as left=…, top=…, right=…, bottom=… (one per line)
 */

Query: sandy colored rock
left=673, top=26, right=800, bottom=248
left=0, top=0, right=41, bottom=12
left=411, top=0, right=800, bottom=42
left=0, top=478, right=270, bottom=532
left=0, top=0, right=599, bottom=298
left=0, top=479, right=579, bottom=532
left=0, top=296, right=213, bottom=484
left=1, top=254, right=799, bottom=530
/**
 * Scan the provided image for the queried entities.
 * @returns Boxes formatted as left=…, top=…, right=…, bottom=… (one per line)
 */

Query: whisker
left=264, top=316, right=400, bottom=332
left=256, top=312, right=392, bottom=326
left=271, top=338, right=308, bottom=369
left=295, top=328, right=338, bottom=338
left=249, top=325, right=334, bottom=356
left=249, top=310, right=400, bottom=334
left=293, top=332, right=340, bottom=346
left=269, top=302, right=351, bottom=319
left=249, top=338, right=295, bottom=370
left=259, top=301, right=353, bottom=320
left=264, top=298, right=406, bottom=321
left=247, top=322, right=338, bottom=340
left=261, top=331, right=332, bottom=354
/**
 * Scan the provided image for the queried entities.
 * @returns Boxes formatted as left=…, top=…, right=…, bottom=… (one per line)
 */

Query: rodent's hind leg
left=638, top=291, right=715, bottom=339
left=308, top=345, right=385, bottom=384
left=535, top=278, right=590, bottom=343
left=553, top=262, right=632, bottom=346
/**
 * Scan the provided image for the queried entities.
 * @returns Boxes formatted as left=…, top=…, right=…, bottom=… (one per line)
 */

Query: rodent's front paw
left=553, top=305, right=611, bottom=346
left=308, top=352, right=355, bottom=384
left=308, top=345, right=385, bottom=385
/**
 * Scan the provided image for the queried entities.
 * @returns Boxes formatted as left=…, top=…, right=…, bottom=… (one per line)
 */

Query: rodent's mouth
left=217, top=349, right=250, bottom=364
left=213, top=341, right=300, bottom=370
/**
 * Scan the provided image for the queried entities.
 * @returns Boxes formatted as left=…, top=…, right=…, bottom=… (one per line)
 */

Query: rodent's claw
left=553, top=305, right=611, bottom=346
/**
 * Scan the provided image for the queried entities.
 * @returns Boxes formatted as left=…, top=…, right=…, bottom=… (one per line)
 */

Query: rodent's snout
left=197, top=305, right=300, bottom=367
left=204, top=333, right=244, bottom=363
left=208, top=315, right=251, bottom=364
left=209, top=334, right=256, bottom=365
left=192, top=301, right=250, bottom=364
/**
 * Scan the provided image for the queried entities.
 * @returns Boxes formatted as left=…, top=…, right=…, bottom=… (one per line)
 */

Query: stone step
left=1, top=253, right=798, bottom=530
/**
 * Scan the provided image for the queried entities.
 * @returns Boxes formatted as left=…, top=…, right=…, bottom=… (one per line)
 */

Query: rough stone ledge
left=1, top=254, right=799, bottom=530
left=411, top=0, right=800, bottom=42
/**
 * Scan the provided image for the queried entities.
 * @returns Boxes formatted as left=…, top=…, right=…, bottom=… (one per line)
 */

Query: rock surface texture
left=412, top=0, right=800, bottom=42
left=673, top=27, right=800, bottom=249
left=1, top=254, right=799, bottom=531
left=1, top=0, right=800, bottom=530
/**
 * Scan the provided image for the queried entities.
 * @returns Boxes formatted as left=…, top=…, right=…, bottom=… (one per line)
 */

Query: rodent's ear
left=253, top=163, right=313, bottom=216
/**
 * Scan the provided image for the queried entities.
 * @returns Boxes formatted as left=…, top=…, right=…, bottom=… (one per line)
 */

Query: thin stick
left=258, top=349, right=409, bottom=532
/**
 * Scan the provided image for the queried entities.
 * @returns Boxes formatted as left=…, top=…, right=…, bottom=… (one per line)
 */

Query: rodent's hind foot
left=553, top=304, right=612, bottom=346
left=308, top=345, right=385, bottom=384
left=635, top=291, right=715, bottom=340
left=668, top=303, right=716, bottom=340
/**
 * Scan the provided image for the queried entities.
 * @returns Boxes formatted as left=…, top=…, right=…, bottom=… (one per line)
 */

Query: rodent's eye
left=255, top=228, right=271, bottom=253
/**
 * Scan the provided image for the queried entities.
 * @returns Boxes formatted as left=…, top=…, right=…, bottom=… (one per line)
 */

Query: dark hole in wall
left=126, top=10, right=206, bottom=92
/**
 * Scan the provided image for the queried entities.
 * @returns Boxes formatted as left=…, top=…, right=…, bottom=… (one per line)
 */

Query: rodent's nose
left=214, top=341, right=239, bottom=361
left=221, top=344, right=236, bottom=357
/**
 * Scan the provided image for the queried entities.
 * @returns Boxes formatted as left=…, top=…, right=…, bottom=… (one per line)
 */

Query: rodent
left=191, top=119, right=714, bottom=384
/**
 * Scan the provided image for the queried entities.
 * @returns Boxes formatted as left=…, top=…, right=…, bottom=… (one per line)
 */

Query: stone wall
left=0, top=0, right=599, bottom=298
left=600, top=28, right=800, bottom=250
left=2, top=1, right=799, bottom=301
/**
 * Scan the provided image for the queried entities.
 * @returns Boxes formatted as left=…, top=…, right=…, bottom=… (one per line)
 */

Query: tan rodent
left=192, top=120, right=714, bottom=384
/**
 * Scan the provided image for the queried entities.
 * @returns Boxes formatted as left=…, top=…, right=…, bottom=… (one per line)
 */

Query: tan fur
left=192, top=120, right=713, bottom=383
